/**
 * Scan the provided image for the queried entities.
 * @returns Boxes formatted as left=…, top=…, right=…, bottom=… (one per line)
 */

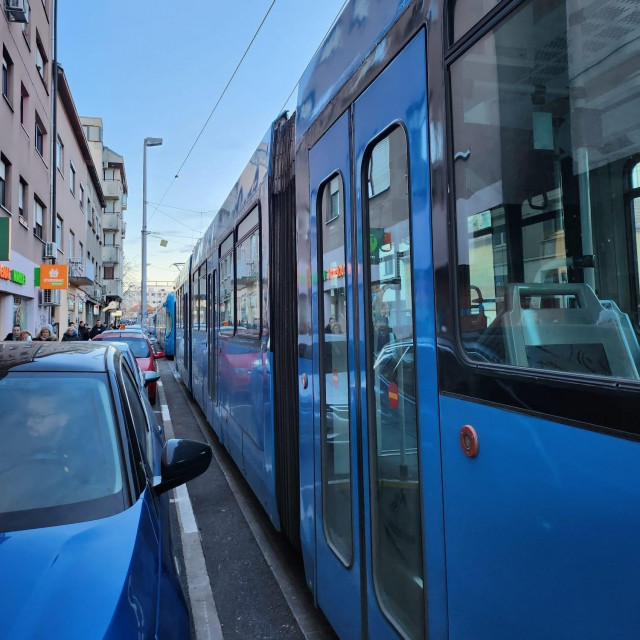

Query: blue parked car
left=0, top=341, right=212, bottom=639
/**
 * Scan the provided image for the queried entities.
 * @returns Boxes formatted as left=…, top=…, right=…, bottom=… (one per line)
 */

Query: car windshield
left=100, top=336, right=151, bottom=358
left=0, top=373, right=123, bottom=527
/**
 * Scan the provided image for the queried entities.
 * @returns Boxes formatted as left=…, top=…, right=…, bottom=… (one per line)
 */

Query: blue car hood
left=0, top=497, right=159, bottom=639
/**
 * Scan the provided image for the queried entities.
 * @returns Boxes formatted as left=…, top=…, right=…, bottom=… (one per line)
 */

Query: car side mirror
left=153, top=438, right=212, bottom=495
left=144, top=371, right=161, bottom=387
left=155, top=351, right=166, bottom=359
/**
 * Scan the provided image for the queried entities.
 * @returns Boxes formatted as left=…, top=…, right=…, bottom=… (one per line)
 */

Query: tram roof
left=296, top=0, right=410, bottom=142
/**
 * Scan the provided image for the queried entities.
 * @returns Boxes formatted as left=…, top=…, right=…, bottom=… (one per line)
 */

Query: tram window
left=450, top=0, right=501, bottom=43
left=364, top=127, right=424, bottom=640
left=630, top=162, right=640, bottom=321
left=318, top=172, right=352, bottom=566
left=451, top=0, right=640, bottom=381
left=219, top=250, right=234, bottom=332
left=235, top=225, right=260, bottom=337
left=191, top=273, right=198, bottom=331
left=199, top=268, right=207, bottom=332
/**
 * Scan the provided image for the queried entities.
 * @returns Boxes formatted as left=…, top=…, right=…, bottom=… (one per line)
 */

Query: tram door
left=311, top=31, right=445, bottom=640
left=310, top=110, right=362, bottom=640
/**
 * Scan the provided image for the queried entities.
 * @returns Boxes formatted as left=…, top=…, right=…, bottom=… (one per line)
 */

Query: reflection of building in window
left=367, top=136, right=390, bottom=198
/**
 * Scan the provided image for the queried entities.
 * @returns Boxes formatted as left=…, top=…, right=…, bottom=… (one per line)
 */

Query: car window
left=0, top=372, right=123, bottom=521
left=120, top=364, right=154, bottom=475
left=100, top=336, right=151, bottom=358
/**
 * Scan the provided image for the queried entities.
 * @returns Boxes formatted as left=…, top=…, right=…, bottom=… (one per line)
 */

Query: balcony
left=103, top=181, right=122, bottom=199
left=103, top=245, right=121, bottom=264
left=102, top=214, right=121, bottom=231
left=68, top=258, right=95, bottom=286
left=103, top=279, right=123, bottom=298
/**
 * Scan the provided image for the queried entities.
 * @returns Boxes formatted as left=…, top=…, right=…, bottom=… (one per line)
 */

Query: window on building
left=104, top=168, right=115, bottom=181
left=68, top=231, right=74, bottom=259
left=79, top=183, right=84, bottom=210
left=34, top=197, right=44, bottom=239
left=34, top=113, right=45, bottom=156
left=0, top=156, right=8, bottom=210
left=56, top=137, right=63, bottom=173
left=105, top=200, right=115, bottom=214
left=56, top=216, right=62, bottom=251
left=20, top=84, right=28, bottom=125
left=104, top=231, right=115, bottom=246
left=104, top=266, right=114, bottom=280
left=69, top=163, right=75, bottom=194
left=18, top=178, right=27, bottom=221
left=2, top=48, right=13, bottom=104
left=82, top=125, right=102, bottom=142
left=79, top=242, right=83, bottom=262
left=35, top=34, right=47, bottom=85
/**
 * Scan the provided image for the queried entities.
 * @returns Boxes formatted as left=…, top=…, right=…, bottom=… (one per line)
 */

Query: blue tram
left=156, top=292, right=175, bottom=359
left=175, top=1, right=640, bottom=638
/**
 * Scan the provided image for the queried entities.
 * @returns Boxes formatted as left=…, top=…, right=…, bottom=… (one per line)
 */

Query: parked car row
left=0, top=342, right=212, bottom=638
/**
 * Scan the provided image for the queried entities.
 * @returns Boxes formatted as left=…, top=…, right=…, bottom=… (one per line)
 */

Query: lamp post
left=142, top=137, right=162, bottom=331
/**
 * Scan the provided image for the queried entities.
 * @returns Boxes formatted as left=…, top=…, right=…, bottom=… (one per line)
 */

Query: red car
left=92, top=331, right=164, bottom=404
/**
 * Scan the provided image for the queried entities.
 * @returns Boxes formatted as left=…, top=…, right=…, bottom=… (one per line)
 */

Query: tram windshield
left=451, top=0, right=640, bottom=380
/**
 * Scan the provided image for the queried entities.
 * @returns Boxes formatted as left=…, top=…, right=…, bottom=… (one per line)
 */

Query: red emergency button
left=460, top=425, right=479, bottom=457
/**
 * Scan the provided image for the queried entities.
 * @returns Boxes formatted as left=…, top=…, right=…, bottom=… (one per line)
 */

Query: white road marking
left=173, top=483, right=199, bottom=534
left=157, top=371, right=223, bottom=640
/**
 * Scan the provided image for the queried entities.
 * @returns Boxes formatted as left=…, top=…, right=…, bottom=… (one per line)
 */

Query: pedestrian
left=34, top=327, right=56, bottom=341
left=78, top=321, right=90, bottom=341
left=4, top=325, right=21, bottom=341
left=45, top=323, right=58, bottom=340
left=61, top=326, right=80, bottom=342
left=89, top=320, right=104, bottom=339
left=18, top=331, right=32, bottom=341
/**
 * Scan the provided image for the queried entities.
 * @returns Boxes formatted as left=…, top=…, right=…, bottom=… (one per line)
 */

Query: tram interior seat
left=501, top=283, right=640, bottom=379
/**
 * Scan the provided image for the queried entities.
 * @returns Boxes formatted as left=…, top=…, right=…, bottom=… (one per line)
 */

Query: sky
left=57, top=0, right=346, bottom=287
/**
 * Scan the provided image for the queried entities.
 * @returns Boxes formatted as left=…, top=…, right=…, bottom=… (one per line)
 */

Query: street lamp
left=142, top=137, right=162, bottom=331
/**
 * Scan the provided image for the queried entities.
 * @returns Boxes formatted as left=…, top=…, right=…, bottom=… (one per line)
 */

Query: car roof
left=0, top=341, right=116, bottom=373
left=94, top=331, right=147, bottom=340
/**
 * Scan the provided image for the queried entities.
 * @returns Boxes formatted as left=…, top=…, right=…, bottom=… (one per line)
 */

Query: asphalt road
left=156, top=359, right=338, bottom=640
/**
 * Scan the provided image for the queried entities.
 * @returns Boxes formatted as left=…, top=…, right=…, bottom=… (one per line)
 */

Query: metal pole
left=142, top=141, right=147, bottom=330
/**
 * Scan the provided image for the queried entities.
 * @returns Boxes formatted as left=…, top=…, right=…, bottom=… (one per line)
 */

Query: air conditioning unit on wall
left=43, top=242, right=57, bottom=259
left=5, top=0, right=28, bottom=22
left=39, top=289, right=61, bottom=306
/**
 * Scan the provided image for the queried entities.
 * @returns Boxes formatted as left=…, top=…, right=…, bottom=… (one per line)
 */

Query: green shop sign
left=0, top=264, right=26, bottom=285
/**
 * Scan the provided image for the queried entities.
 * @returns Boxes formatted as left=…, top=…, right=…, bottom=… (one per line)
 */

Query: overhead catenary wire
left=148, top=0, right=347, bottom=227
left=147, top=0, right=278, bottom=225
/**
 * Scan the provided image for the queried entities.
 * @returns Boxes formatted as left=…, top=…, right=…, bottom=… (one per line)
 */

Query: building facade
left=80, top=116, right=127, bottom=326
left=1, top=0, right=54, bottom=336
left=56, top=66, right=106, bottom=332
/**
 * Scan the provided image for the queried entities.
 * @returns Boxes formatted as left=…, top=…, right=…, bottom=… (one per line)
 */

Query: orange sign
left=40, top=264, right=68, bottom=289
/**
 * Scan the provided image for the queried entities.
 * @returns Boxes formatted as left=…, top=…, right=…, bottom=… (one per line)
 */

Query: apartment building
left=56, top=65, right=105, bottom=329
left=80, top=116, right=127, bottom=327
left=0, top=0, right=54, bottom=335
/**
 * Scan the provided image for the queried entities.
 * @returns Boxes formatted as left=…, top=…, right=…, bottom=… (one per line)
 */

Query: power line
left=148, top=0, right=277, bottom=225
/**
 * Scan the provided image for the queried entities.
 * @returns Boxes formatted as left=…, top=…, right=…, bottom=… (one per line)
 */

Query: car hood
left=0, top=497, right=159, bottom=639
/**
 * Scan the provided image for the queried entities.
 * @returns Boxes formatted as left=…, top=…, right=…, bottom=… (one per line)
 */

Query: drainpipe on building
left=49, top=0, right=58, bottom=328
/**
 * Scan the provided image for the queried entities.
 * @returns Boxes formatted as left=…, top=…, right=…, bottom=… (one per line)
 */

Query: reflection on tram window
left=365, top=127, right=424, bottom=640
left=236, top=229, right=260, bottom=336
left=318, top=172, right=352, bottom=566
left=451, top=0, right=640, bottom=381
